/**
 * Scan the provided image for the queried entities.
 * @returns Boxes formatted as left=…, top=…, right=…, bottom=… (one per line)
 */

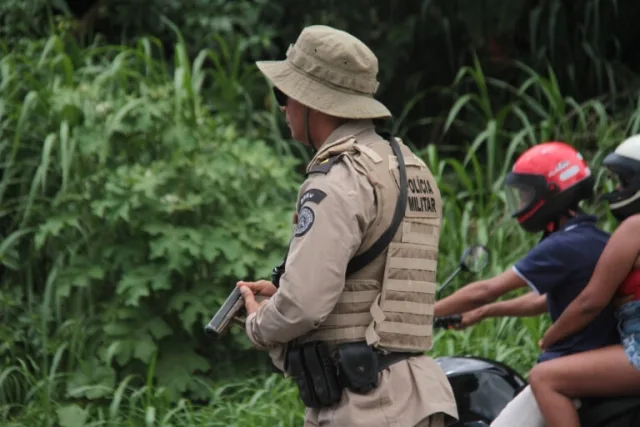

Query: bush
left=0, top=31, right=300, bottom=418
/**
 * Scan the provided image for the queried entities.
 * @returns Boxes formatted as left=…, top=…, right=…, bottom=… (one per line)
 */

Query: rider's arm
left=456, top=291, right=547, bottom=328
left=436, top=237, right=571, bottom=318
left=542, top=216, right=640, bottom=349
left=434, top=269, right=527, bottom=317
left=479, top=291, right=547, bottom=318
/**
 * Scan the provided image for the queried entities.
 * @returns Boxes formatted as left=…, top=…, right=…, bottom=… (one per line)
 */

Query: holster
left=271, top=258, right=286, bottom=288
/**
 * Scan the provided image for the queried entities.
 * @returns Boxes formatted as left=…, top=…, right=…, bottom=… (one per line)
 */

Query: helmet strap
left=540, top=218, right=559, bottom=241
left=304, top=107, right=316, bottom=153
left=541, top=207, right=579, bottom=240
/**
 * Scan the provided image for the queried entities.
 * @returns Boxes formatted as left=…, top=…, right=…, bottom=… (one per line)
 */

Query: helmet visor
left=505, top=183, right=537, bottom=217
left=603, top=152, right=640, bottom=195
left=605, top=168, right=632, bottom=190
left=602, top=168, right=636, bottom=203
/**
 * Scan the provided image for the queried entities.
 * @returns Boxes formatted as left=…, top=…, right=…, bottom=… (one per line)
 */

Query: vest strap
left=346, top=133, right=408, bottom=276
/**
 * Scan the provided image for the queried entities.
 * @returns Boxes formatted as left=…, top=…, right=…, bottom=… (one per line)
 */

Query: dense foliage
left=2, top=1, right=640, bottom=426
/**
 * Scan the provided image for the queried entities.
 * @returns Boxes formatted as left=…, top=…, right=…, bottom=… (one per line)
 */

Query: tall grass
left=0, top=363, right=304, bottom=427
left=418, top=54, right=640, bottom=378
left=1, top=23, right=639, bottom=427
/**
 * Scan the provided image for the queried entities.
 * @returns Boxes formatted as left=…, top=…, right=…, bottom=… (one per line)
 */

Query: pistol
left=205, top=287, right=247, bottom=338
left=205, top=258, right=286, bottom=338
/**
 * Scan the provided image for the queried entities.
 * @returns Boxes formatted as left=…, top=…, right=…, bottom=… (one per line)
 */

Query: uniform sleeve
left=245, top=162, right=376, bottom=348
left=512, top=240, right=572, bottom=295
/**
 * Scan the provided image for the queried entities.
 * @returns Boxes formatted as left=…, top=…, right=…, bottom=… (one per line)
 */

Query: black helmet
left=601, top=135, right=640, bottom=221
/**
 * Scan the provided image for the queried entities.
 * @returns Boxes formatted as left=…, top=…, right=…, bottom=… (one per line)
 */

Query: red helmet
left=504, top=142, right=595, bottom=232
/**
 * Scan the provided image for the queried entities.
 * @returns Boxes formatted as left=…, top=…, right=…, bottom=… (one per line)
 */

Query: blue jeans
left=616, top=299, right=640, bottom=371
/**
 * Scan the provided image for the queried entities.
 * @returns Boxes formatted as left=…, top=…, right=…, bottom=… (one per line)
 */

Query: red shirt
left=618, top=269, right=640, bottom=299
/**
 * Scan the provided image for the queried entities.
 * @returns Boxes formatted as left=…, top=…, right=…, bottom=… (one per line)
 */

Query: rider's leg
left=529, top=345, right=640, bottom=427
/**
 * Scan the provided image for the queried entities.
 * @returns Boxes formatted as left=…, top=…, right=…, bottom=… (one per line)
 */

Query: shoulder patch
left=307, top=155, right=341, bottom=175
left=294, top=206, right=315, bottom=237
left=297, top=188, right=327, bottom=212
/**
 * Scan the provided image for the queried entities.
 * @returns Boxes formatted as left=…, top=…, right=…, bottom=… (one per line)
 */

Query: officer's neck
left=310, top=114, right=348, bottom=150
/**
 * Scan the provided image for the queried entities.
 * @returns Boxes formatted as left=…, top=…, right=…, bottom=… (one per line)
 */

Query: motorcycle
left=433, top=245, right=640, bottom=427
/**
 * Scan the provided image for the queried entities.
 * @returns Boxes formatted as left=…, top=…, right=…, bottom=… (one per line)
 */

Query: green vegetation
left=1, top=1, right=639, bottom=426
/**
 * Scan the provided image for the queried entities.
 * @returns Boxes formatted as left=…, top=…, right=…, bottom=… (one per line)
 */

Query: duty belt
left=376, top=350, right=422, bottom=371
left=286, top=341, right=423, bottom=409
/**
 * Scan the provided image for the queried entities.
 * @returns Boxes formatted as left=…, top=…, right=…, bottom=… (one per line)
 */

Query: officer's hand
left=236, top=280, right=277, bottom=297
left=238, top=286, right=266, bottom=315
left=455, top=307, right=486, bottom=329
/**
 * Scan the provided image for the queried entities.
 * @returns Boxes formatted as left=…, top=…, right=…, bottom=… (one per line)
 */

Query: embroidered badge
left=297, top=188, right=327, bottom=212
left=294, top=206, right=315, bottom=237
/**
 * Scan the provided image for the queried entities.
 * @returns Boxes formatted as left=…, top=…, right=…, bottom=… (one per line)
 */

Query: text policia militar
left=407, top=177, right=437, bottom=213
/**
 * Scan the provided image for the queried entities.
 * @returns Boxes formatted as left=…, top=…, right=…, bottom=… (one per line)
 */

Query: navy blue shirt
left=512, top=215, right=620, bottom=363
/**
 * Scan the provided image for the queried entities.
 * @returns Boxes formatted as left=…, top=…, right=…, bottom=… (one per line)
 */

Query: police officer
left=236, top=25, right=458, bottom=427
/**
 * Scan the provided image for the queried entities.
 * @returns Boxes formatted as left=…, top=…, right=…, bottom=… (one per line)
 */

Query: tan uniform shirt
left=245, top=120, right=458, bottom=427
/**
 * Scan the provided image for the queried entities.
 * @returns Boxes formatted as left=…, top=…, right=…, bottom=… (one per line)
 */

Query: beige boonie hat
left=256, top=25, right=392, bottom=119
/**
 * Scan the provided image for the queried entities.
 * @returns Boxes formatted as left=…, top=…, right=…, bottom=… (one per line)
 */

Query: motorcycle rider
left=530, top=135, right=640, bottom=427
left=434, top=141, right=620, bottom=427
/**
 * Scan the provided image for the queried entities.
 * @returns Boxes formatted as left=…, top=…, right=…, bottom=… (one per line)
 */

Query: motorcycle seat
left=578, top=396, right=640, bottom=427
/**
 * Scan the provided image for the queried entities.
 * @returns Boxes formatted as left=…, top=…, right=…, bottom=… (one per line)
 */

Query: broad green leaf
left=56, top=404, right=88, bottom=427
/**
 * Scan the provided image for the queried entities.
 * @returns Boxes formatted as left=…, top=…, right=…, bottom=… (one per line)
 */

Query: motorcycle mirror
left=437, top=244, right=491, bottom=297
left=459, top=244, right=490, bottom=273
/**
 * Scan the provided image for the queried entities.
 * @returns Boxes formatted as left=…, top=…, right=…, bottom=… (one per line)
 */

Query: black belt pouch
left=336, top=342, right=380, bottom=394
